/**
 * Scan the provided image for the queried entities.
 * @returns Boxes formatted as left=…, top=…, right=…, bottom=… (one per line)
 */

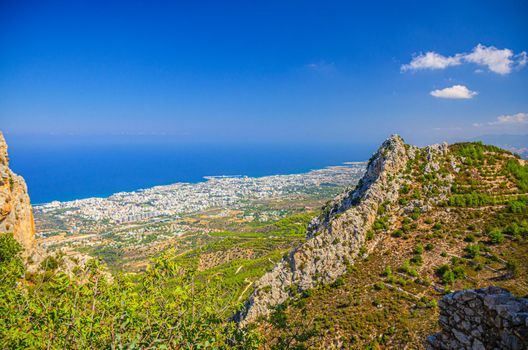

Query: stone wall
left=427, top=287, right=528, bottom=350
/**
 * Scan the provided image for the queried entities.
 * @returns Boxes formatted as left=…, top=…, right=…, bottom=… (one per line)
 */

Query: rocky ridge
left=235, top=135, right=412, bottom=324
left=0, top=132, right=35, bottom=251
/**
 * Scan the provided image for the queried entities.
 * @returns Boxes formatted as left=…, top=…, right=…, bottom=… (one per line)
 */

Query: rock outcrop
left=427, top=287, right=528, bottom=350
left=234, top=135, right=409, bottom=324
left=0, top=132, right=35, bottom=251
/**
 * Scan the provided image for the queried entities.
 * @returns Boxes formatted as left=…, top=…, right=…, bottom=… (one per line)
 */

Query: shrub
left=373, top=217, right=390, bottom=231
left=465, top=244, right=481, bottom=258
left=391, top=229, right=403, bottom=238
left=464, top=234, right=475, bottom=242
left=40, top=256, right=61, bottom=271
left=0, top=233, right=22, bottom=264
left=452, top=266, right=466, bottom=279
left=509, top=199, right=527, bottom=213
left=441, top=270, right=455, bottom=284
left=436, top=264, right=463, bottom=284
left=374, top=282, right=385, bottom=290
left=382, top=266, right=392, bottom=277
left=331, top=277, right=345, bottom=288
left=504, top=220, right=528, bottom=237
left=413, top=244, right=424, bottom=255
left=400, top=260, right=418, bottom=277
left=410, top=255, right=423, bottom=266
left=488, top=228, right=505, bottom=244
left=506, top=259, right=520, bottom=278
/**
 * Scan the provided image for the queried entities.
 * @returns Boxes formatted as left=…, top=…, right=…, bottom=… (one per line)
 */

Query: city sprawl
left=33, top=163, right=366, bottom=270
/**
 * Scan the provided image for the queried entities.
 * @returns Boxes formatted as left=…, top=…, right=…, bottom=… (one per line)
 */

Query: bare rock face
left=234, top=135, right=409, bottom=325
left=0, top=132, right=36, bottom=251
left=427, top=287, right=528, bottom=350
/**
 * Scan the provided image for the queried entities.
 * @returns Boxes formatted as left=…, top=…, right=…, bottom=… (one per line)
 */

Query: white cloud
left=430, top=85, right=478, bottom=99
left=489, top=112, right=528, bottom=125
left=402, top=44, right=527, bottom=74
left=473, top=113, right=528, bottom=127
left=465, top=44, right=521, bottom=75
left=401, top=52, right=462, bottom=71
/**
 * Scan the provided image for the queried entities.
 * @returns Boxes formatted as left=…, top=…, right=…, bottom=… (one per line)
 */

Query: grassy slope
left=168, top=213, right=314, bottom=316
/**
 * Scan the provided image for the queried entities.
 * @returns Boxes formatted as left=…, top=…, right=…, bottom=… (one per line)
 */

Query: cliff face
left=0, top=132, right=35, bottom=251
left=235, top=135, right=410, bottom=324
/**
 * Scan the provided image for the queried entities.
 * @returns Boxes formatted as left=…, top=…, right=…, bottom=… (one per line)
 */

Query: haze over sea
left=6, top=135, right=375, bottom=204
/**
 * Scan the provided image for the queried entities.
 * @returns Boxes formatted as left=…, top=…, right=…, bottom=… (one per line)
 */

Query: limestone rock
left=0, top=131, right=35, bottom=251
left=234, top=135, right=409, bottom=325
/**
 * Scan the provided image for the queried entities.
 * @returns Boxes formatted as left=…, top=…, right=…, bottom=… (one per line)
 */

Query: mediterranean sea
left=6, top=135, right=377, bottom=204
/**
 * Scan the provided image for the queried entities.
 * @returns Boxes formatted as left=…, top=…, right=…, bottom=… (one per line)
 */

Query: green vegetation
left=0, top=212, right=317, bottom=348
left=448, top=192, right=501, bottom=207
left=487, top=228, right=505, bottom=244
left=509, top=196, right=528, bottom=213
left=436, top=264, right=466, bottom=285
left=0, top=233, right=261, bottom=349
left=465, top=244, right=481, bottom=258
left=506, top=159, right=528, bottom=192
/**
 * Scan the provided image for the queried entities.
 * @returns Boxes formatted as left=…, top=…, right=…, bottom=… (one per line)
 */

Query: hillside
left=240, top=136, right=528, bottom=348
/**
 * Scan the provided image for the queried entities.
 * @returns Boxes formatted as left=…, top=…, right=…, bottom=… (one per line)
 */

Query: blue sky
left=1, top=0, right=527, bottom=145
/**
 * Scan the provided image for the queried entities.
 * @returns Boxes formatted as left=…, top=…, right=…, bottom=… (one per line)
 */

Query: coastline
left=33, top=161, right=368, bottom=207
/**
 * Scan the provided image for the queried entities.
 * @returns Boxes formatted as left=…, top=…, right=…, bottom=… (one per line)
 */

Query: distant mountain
left=472, top=134, right=528, bottom=159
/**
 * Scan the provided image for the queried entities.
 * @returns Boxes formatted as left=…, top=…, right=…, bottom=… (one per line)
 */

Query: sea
left=6, top=135, right=377, bottom=204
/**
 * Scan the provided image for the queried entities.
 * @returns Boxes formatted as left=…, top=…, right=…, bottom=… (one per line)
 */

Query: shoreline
left=33, top=161, right=367, bottom=207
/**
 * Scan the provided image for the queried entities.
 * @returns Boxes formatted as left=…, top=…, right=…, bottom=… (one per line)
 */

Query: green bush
left=464, top=234, right=475, bottom=242
left=331, top=277, right=345, bottom=288
left=413, top=244, right=424, bottom=255
left=391, top=229, right=403, bottom=238
left=382, top=266, right=392, bottom=277
left=410, top=254, right=423, bottom=266
left=436, top=264, right=465, bottom=284
left=465, top=244, right=481, bottom=258
left=488, top=228, right=505, bottom=244
left=503, top=220, right=528, bottom=237
left=0, top=233, right=22, bottom=264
